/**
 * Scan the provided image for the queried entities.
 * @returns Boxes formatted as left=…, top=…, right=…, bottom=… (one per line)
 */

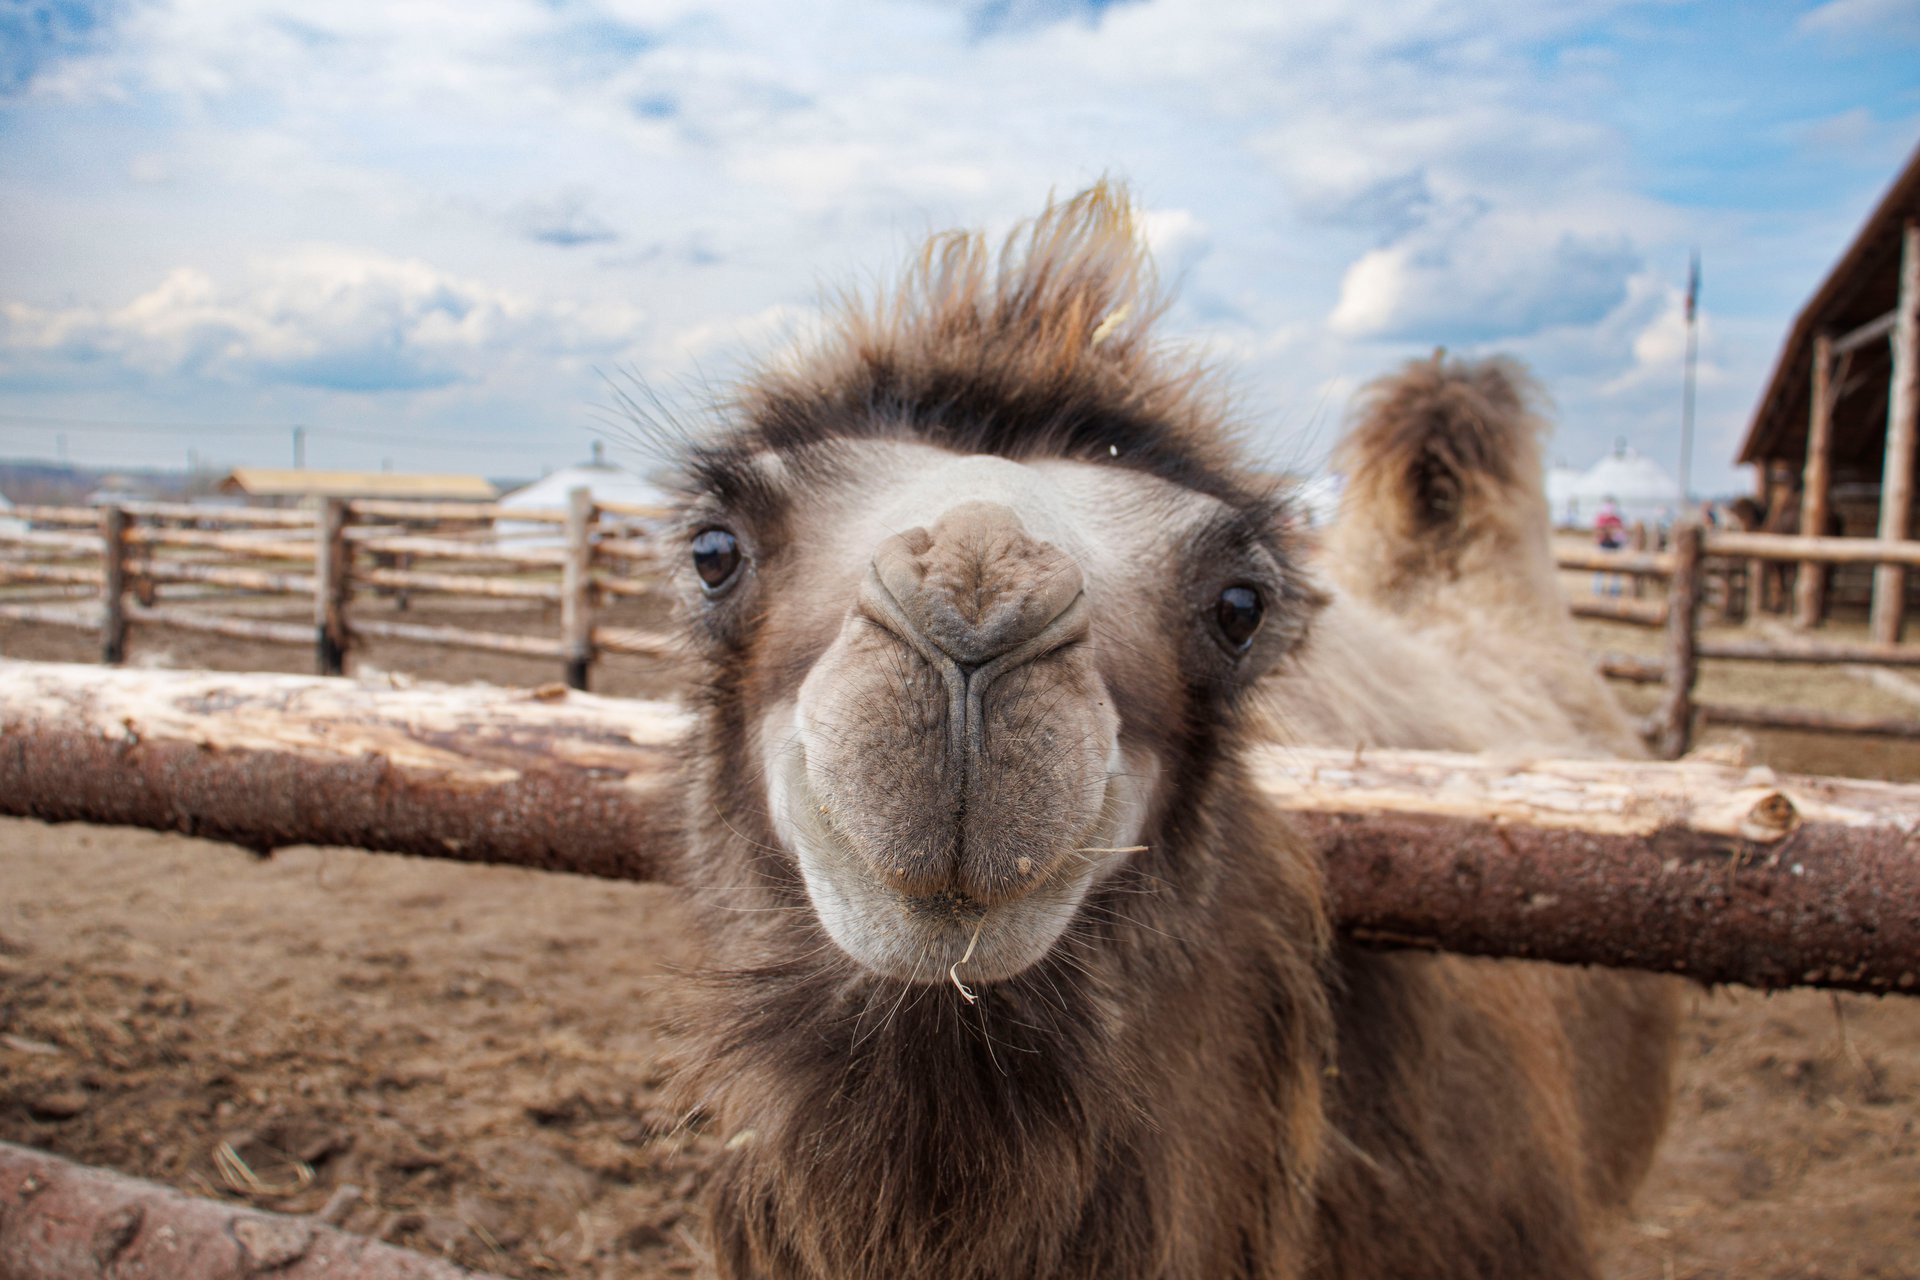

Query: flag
left=1684, top=250, right=1700, bottom=324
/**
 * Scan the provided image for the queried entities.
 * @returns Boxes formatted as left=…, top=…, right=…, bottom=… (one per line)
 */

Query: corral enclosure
left=0, top=495, right=1912, bottom=1274
left=2, top=519, right=1919, bottom=1278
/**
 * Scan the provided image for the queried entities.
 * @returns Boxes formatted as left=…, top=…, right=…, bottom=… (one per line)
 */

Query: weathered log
left=0, top=527, right=101, bottom=555
left=347, top=535, right=564, bottom=566
left=1871, top=219, right=1920, bottom=644
left=127, top=603, right=313, bottom=647
left=1707, top=529, right=1920, bottom=566
left=0, top=564, right=102, bottom=588
left=1699, top=701, right=1920, bottom=740
left=346, top=618, right=569, bottom=659
left=1696, top=635, right=1920, bottom=666
left=1653, top=522, right=1703, bottom=759
left=346, top=499, right=551, bottom=523
left=1552, top=546, right=1674, bottom=575
left=0, top=660, right=673, bottom=878
left=137, top=560, right=316, bottom=596
left=130, top=502, right=315, bottom=527
left=1567, top=597, right=1667, bottom=626
left=126, top=526, right=316, bottom=559
left=1594, top=652, right=1666, bottom=683
left=561, top=486, right=595, bottom=690
left=1, top=660, right=1916, bottom=994
left=5, top=505, right=97, bottom=527
left=593, top=536, right=659, bottom=560
left=97, top=507, right=127, bottom=666
left=0, top=602, right=94, bottom=629
left=350, top=566, right=560, bottom=601
left=1796, top=331, right=1836, bottom=627
left=593, top=499, right=674, bottom=521
left=0, top=1142, right=505, bottom=1280
left=1249, top=745, right=1919, bottom=994
left=590, top=626, right=677, bottom=658
left=592, top=573, right=662, bottom=599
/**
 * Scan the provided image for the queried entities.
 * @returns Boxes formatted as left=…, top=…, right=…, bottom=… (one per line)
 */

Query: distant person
left=1593, top=497, right=1625, bottom=596
left=1594, top=498, right=1625, bottom=550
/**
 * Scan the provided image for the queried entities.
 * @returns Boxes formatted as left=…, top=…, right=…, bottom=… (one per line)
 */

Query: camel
left=659, top=185, right=1680, bottom=1279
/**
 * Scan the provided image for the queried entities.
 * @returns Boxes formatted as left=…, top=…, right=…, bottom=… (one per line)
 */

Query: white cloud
left=1799, top=0, right=1920, bottom=40
left=1, top=249, right=646, bottom=393
left=1139, top=207, right=1213, bottom=280
left=0, top=0, right=1905, bottom=492
left=1329, top=206, right=1640, bottom=341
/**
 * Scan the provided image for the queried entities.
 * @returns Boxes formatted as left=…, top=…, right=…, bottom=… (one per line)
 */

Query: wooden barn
left=1738, top=141, right=1919, bottom=639
left=217, top=467, right=498, bottom=508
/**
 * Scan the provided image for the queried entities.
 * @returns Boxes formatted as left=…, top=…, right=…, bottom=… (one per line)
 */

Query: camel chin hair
left=657, top=182, right=1681, bottom=1280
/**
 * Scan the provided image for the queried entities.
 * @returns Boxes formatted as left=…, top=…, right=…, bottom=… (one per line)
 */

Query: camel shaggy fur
left=661, top=186, right=1679, bottom=1279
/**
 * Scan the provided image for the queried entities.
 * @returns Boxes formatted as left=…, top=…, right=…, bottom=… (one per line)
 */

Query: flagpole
left=1680, top=250, right=1699, bottom=504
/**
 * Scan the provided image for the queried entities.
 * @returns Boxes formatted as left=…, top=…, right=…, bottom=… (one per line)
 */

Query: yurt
left=1545, top=465, right=1585, bottom=528
left=1559, top=445, right=1682, bottom=531
left=496, top=461, right=673, bottom=544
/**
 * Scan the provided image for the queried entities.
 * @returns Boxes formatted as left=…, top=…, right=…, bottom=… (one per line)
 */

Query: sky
left=1, top=0, right=1917, bottom=493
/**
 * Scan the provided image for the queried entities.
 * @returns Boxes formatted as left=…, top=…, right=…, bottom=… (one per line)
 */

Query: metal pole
left=1679, top=250, right=1699, bottom=504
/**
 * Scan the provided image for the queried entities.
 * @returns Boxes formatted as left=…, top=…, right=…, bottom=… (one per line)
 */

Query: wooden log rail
left=0, top=493, right=667, bottom=687
left=348, top=534, right=565, bottom=566
left=1568, top=597, right=1667, bottom=626
left=0, top=1142, right=507, bottom=1280
left=1, top=660, right=1914, bottom=996
left=1553, top=546, right=1674, bottom=575
left=1706, top=529, right=1920, bottom=566
left=345, top=499, right=561, bottom=524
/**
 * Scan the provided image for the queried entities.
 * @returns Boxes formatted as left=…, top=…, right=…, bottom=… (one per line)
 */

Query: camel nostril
left=869, top=500, right=1087, bottom=670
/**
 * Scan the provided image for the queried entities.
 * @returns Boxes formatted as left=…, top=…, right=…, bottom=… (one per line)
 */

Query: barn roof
left=1738, top=141, right=1920, bottom=474
left=218, top=469, right=498, bottom=500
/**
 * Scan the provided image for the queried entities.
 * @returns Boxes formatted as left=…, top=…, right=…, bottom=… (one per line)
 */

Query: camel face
left=678, top=437, right=1307, bottom=984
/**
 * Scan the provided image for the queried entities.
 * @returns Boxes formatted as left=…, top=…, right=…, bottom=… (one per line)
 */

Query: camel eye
left=692, top=527, right=744, bottom=593
left=1214, top=585, right=1263, bottom=652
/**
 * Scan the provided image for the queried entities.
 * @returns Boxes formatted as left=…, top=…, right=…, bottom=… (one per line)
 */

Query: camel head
left=669, top=186, right=1320, bottom=989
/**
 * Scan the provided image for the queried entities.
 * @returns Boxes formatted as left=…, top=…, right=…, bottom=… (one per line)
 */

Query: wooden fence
left=12, top=503, right=1920, bottom=746
left=0, top=490, right=673, bottom=690
left=1558, top=524, right=1920, bottom=755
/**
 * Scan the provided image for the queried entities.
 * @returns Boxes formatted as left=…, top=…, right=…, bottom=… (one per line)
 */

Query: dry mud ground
left=2, top=604, right=1918, bottom=1279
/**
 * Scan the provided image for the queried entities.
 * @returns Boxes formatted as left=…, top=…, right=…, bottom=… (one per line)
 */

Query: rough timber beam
left=0, top=1141, right=507, bottom=1280
left=1, top=660, right=1916, bottom=996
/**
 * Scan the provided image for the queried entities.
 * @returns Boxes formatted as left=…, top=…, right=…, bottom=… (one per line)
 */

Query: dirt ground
left=3, top=601, right=1918, bottom=1278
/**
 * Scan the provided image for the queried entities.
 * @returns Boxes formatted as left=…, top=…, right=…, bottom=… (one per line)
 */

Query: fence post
left=314, top=499, right=350, bottom=676
left=1629, top=523, right=1649, bottom=598
left=1653, top=522, right=1703, bottom=759
left=562, top=486, right=595, bottom=691
left=1796, top=331, right=1835, bottom=628
left=1871, top=220, right=1919, bottom=645
left=98, top=505, right=127, bottom=665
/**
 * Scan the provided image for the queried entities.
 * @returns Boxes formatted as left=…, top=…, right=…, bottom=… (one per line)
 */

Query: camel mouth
left=762, top=727, right=1150, bottom=986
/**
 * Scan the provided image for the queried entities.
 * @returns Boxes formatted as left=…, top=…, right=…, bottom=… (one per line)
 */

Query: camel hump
left=1335, top=353, right=1548, bottom=549
left=1323, top=353, right=1554, bottom=605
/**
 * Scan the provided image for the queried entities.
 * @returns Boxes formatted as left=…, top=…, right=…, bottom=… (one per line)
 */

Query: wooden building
left=218, top=468, right=498, bottom=507
left=1738, top=142, right=1920, bottom=639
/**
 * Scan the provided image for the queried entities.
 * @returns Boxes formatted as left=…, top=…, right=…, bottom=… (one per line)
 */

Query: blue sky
left=1, top=0, right=1916, bottom=491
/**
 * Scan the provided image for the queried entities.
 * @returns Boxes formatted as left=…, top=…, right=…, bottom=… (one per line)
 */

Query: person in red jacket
left=1593, top=498, right=1625, bottom=595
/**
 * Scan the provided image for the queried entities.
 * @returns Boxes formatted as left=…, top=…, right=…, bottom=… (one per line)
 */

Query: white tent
left=1545, top=466, right=1585, bottom=529
left=0, top=491, right=24, bottom=537
left=1556, top=447, right=1682, bottom=531
left=496, top=464, right=674, bottom=543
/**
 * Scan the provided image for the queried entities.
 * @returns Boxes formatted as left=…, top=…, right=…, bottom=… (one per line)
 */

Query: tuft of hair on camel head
left=663, top=182, right=1324, bottom=988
